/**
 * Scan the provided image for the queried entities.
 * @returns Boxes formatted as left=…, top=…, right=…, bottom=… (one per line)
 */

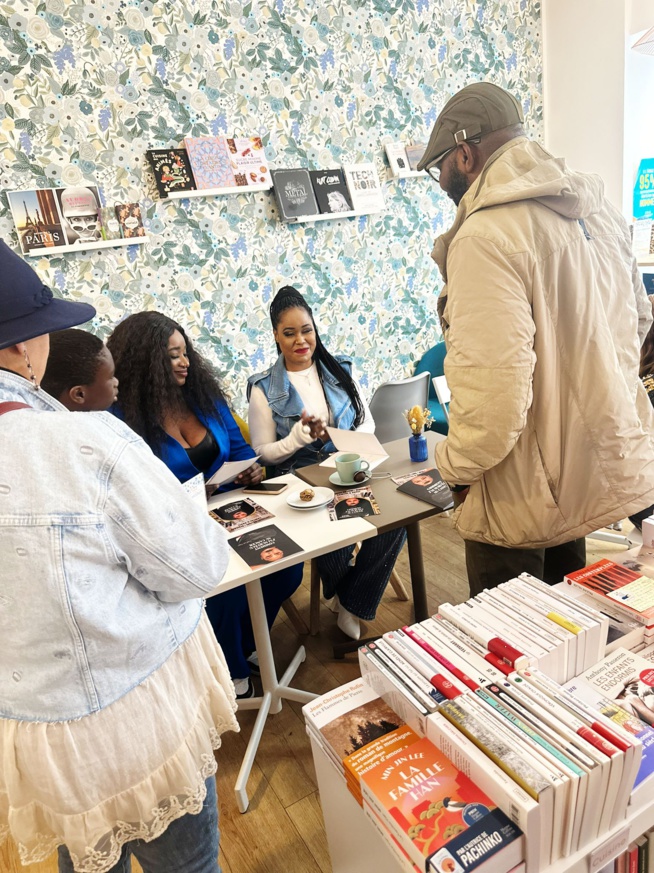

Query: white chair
left=368, top=371, right=430, bottom=443
left=432, top=375, right=451, bottom=423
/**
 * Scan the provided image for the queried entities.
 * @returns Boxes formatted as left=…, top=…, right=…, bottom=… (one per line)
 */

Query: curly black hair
left=269, top=285, right=365, bottom=427
left=107, top=311, right=226, bottom=450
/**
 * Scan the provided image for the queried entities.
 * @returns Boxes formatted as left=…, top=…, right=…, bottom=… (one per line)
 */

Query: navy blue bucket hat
left=0, top=240, right=95, bottom=350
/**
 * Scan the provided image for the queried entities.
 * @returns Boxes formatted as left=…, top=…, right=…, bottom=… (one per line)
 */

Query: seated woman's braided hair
left=269, top=286, right=365, bottom=428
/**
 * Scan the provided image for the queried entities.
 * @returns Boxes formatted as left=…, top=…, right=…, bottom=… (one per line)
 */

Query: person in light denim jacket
left=0, top=241, right=238, bottom=873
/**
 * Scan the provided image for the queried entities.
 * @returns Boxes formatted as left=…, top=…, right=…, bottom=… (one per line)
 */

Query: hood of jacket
left=432, top=137, right=606, bottom=281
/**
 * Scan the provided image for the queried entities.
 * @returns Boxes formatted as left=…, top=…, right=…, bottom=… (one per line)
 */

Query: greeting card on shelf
left=7, top=186, right=148, bottom=256
left=343, top=163, right=385, bottom=213
left=385, top=142, right=411, bottom=176
left=146, top=148, right=197, bottom=198
left=271, top=168, right=320, bottom=221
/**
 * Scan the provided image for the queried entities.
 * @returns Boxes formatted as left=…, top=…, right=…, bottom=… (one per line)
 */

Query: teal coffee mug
left=335, top=453, right=370, bottom=485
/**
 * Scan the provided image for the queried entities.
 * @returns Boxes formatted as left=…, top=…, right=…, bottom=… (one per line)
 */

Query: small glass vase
left=409, top=432, right=428, bottom=462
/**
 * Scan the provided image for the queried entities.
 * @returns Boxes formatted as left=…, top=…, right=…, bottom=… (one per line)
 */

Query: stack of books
left=271, top=163, right=384, bottom=221
left=304, top=680, right=524, bottom=873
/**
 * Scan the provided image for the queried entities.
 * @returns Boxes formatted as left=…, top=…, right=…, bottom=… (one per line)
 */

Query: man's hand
left=235, top=462, right=264, bottom=486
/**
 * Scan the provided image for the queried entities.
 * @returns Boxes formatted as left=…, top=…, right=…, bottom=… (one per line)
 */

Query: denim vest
left=248, top=355, right=356, bottom=474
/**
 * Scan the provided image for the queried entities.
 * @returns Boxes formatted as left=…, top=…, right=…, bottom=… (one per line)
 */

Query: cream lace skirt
left=0, top=612, right=239, bottom=872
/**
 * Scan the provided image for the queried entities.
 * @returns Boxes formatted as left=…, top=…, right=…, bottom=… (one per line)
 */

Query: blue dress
left=112, top=399, right=302, bottom=679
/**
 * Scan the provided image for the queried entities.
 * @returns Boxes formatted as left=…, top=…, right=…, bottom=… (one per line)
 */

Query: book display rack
left=305, top=572, right=654, bottom=873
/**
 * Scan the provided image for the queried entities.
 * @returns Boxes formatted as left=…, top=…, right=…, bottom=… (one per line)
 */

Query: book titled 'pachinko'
left=360, top=736, right=524, bottom=873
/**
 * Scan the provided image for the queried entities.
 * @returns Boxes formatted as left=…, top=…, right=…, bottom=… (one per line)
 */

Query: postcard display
left=8, top=185, right=147, bottom=257
left=306, top=568, right=654, bottom=873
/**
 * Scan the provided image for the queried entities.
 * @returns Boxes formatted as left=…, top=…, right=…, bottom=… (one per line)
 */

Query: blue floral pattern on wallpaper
left=0, top=0, right=541, bottom=410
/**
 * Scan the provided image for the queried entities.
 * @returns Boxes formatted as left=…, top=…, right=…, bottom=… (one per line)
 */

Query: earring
left=23, top=349, right=40, bottom=390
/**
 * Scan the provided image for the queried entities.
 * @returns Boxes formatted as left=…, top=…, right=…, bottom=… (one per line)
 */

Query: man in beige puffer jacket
left=418, top=83, right=654, bottom=595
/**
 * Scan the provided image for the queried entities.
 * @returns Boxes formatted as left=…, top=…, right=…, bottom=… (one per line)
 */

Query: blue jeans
left=57, top=777, right=220, bottom=873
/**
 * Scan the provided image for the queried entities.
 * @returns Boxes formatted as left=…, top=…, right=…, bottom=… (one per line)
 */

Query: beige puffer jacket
left=433, top=137, right=654, bottom=549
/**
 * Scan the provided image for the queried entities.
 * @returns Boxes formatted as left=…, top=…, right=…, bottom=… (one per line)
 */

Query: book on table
left=309, top=168, right=353, bottom=214
left=228, top=523, right=301, bottom=569
left=396, top=468, right=454, bottom=512
left=565, top=559, right=654, bottom=628
left=271, top=168, right=320, bottom=220
left=359, top=734, right=524, bottom=873
left=183, top=136, right=236, bottom=190
left=146, top=148, right=197, bottom=197
left=328, top=486, right=381, bottom=521
left=209, top=498, right=273, bottom=533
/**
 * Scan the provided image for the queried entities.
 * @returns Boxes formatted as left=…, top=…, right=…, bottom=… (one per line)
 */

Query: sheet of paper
left=206, top=456, right=259, bottom=489
left=319, top=428, right=389, bottom=470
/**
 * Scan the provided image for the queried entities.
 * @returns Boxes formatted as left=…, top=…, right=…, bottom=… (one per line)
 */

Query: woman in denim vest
left=0, top=242, right=237, bottom=873
left=248, top=286, right=406, bottom=640
left=108, top=311, right=302, bottom=699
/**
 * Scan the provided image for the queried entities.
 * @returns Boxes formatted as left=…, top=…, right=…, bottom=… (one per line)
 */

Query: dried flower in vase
left=403, top=405, right=434, bottom=435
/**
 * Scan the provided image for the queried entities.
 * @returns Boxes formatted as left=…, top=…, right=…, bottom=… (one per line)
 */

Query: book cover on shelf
left=327, top=486, right=381, bottom=521
left=208, top=498, right=273, bottom=534
left=575, top=647, right=654, bottom=727
left=54, top=186, right=103, bottom=246
left=115, top=202, right=146, bottom=238
left=360, top=735, right=524, bottom=873
left=146, top=148, right=197, bottom=197
left=385, top=141, right=411, bottom=176
left=309, top=169, right=353, bottom=214
left=405, top=143, right=427, bottom=172
left=226, top=136, right=271, bottom=187
left=228, top=523, right=302, bottom=569
left=184, top=136, right=236, bottom=190
left=396, top=468, right=454, bottom=512
left=343, top=162, right=385, bottom=213
left=271, top=168, right=320, bottom=220
left=99, top=206, right=122, bottom=240
left=8, top=188, right=68, bottom=254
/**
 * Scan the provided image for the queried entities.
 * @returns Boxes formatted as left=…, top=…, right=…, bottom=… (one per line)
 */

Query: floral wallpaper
left=0, top=0, right=541, bottom=413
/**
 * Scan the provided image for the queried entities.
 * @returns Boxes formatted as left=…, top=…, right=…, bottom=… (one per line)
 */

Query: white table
left=206, top=473, right=377, bottom=813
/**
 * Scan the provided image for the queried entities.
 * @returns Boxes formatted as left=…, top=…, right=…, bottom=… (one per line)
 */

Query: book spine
left=383, top=630, right=464, bottom=699
left=434, top=615, right=514, bottom=675
left=367, top=641, right=440, bottom=712
left=439, top=602, right=530, bottom=669
left=371, top=639, right=446, bottom=707
left=402, top=625, right=480, bottom=690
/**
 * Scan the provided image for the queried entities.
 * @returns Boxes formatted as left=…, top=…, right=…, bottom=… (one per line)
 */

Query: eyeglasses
left=426, top=147, right=457, bottom=182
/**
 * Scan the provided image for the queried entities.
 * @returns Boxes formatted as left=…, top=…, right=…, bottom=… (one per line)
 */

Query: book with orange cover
left=565, top=559, right=654, bottom=626
left=360, top=736, right=523, bottom=873
left=343, top=724, right=421, bottom=806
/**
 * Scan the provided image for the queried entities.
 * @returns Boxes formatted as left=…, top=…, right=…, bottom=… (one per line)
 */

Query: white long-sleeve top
left=248, top=362, right=375, bottom=466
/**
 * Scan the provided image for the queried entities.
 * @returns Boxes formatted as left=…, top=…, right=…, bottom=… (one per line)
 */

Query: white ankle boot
left=337, top=603, right=361, bottom=640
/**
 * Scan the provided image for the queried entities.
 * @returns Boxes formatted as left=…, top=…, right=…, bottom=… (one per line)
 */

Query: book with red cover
left=565, top=559, right=654, bottom=626
left=361, top=736, right=523, bottom=873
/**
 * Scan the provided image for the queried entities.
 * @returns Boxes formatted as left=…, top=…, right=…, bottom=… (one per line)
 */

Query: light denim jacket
left=0, top=371, right=230, bottom=722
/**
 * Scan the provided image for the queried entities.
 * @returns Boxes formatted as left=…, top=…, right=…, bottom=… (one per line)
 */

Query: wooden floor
left=0, top=516, right=628, bottom=873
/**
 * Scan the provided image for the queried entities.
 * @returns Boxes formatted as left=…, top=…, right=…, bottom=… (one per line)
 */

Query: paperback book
left=8, top=188, right=68, bottom=253
left=115, top=202, right=146, bottom=238
left=576, top=647, right=654, bottom=727
left=208, top=498, right=273, bottom=534
left=226, top=136, right=271, bottom=187
left=396, top=468, right=454, bottom=512
left=385, top=141, right=411, bottom=176
left=392, top=467, right=434, bottom=486
left=228, top=524, right=301, bottom=569
left=565, top=560, right=654, bottom=626
left=343, top=162, right=385, bottom=213
left=271, top=168, right=320, bottom=220
left=327, top=486, right=381, bottom=521
left=183, top=136, right=235, bottom=190
left=146, top=148, right=197, bottom=197
left=309, top=169, right=353, bottom=213
left=99, top=206, right=122, bottom=240
left=360, top=735, right=524, bottom=873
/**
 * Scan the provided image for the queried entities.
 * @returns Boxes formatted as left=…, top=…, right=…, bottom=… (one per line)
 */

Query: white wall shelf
left=166, top=182, right=272, bottom=200
left=284, top=207, right=385, bottom=225
left=394, top=169, right=427, bottom=179
left=24, top=236, right=148, bottom=257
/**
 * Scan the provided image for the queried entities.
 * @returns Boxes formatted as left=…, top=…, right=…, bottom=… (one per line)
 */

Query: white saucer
left=328, top=471, right=371, bottom=487
left=286, top=486, right=334, bottom=509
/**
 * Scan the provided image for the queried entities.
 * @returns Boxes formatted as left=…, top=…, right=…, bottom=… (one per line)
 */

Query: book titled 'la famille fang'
left=360, top=736, right=523, bottom=873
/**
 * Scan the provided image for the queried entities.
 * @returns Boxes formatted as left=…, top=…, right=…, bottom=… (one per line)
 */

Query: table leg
left=406, top=520, right=429, bottom=622
left=234, top=577, right=319, bottom=814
